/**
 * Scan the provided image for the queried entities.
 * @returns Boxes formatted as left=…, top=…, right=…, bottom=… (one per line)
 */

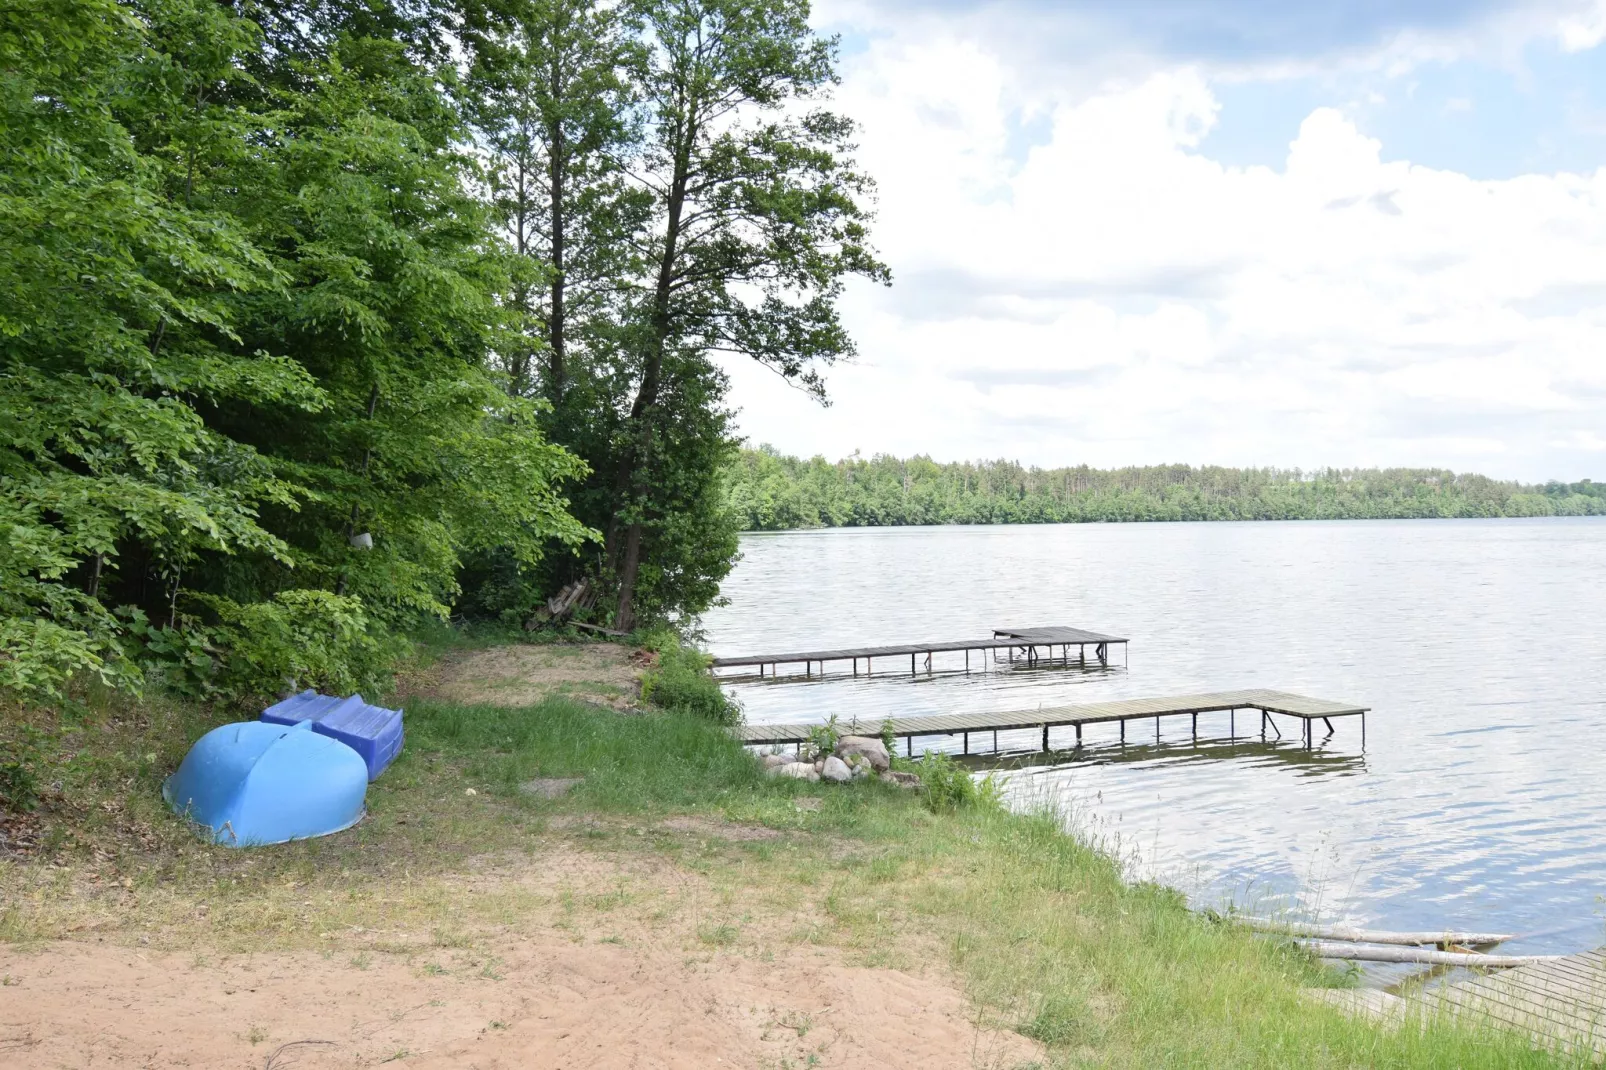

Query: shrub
left=805, top=715, right=841, bottom=760
left=0, top=725, right=42, bottom=813
left=914, top=752, right=1003, bottom=813
left=639, top=630, right=741, bottom=725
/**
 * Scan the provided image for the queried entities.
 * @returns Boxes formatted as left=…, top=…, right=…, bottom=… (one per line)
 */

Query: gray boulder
left=836, top=735, right=891, bottom=772
left=777, top=762, right=820, bottom=781
left=821, top=756, right=852, bottom=783
left=760, top=752, right=799, bottom=770
left=879, top=770, right=921, bottom=789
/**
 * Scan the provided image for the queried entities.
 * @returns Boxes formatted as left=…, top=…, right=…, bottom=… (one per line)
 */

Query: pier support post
left=1075, top=723, right=1082, bottom=747
left=1192, top=713, right=1197, bottom=743
left=1230, top=709, right=1235, bottom=739
left=963, top=732, right=968, bottom=755
left=1120, top=719, right=1125, bottom=745
left=1042, top=724, right=1049, bottom=752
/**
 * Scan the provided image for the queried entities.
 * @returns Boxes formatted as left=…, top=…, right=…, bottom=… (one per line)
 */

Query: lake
left=702, top=518, right=1606, bottom=978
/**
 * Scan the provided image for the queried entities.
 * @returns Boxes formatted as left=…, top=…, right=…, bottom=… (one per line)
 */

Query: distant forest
left=725, top=448, right=1606, bottom=531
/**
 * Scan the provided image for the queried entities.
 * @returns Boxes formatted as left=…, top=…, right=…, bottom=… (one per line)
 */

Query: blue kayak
left=163, top=721, right=368, bottom=847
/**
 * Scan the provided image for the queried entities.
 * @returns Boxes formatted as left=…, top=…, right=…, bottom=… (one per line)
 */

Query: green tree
left=608, top=0, right=889, bottom=628
left=0, top=0, right=322, bottom=697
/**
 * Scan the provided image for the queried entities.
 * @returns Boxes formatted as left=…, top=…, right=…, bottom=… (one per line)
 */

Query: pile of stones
left=758, top=735, right=922, bottom=788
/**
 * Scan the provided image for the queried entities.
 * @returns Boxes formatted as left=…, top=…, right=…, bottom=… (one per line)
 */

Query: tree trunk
left=611, top=132, right=691, bottom=625
left=546, top=66, right=566, bottom=399
left=614, top=521, right=643, bottom=631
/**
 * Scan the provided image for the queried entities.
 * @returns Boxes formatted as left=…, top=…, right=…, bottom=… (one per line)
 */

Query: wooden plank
left=1318, top=948, right=1606, bottom=1056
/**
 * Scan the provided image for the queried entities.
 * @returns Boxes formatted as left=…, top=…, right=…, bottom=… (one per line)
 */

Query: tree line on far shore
left=726, top=448, right=1606, bottom=530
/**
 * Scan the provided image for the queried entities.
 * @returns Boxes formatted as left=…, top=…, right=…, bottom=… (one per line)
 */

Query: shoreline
left=0, top=633, right=1580, bottom=1067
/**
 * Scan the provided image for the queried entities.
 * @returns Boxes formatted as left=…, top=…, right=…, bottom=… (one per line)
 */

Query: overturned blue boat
left=163, top=720, right=368, bottom=847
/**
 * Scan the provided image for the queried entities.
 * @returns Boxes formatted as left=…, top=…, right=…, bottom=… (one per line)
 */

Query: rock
left=835, top=735, right=890, bottom=772
left=879, top=770, right=921, bottom=789
left=821, top=756, right=852, bottom=783
left=519, top=777, right=583, bottom=799
left=759, top=752, right=797, bottom=770
left=849, top=760, right=870, bottom=780
left=777, top=762, right=820, bottom=781
left=814, top=758, right=825, bottom=773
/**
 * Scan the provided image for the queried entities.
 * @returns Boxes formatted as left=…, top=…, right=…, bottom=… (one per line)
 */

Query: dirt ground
left=0, top=835, right=1042, bottom=1070
left=421, top=643, right=652, bottom=711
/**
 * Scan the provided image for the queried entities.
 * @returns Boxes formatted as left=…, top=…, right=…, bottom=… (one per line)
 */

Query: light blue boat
left=162, top=720, right=368, bottom=847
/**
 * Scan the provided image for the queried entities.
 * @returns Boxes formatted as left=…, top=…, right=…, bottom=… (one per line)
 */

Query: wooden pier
left=734, top=688, right=1368, bottom=752
left=1314, top=948, right=1606, bottom=1057
left=711, top=625, right=1128, bottom=678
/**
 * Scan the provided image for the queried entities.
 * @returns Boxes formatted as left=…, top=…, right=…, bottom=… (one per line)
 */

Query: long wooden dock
left=734, top=687, right=1368, bottom=752
left=1313, top=947, right=1606, bottom=1057
left=711, top=625, right=1128, bottom=678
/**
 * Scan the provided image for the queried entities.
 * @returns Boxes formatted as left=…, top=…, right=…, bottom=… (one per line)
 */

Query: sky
left=716, top=0, right=1606, bottom=482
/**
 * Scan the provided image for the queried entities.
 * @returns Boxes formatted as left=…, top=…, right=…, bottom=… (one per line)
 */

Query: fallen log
left=570, top=621, right=629, bottom=638
left=1237, top=918, right=1515, bottom=947
left=1298, top=941, right=1563, bottom=968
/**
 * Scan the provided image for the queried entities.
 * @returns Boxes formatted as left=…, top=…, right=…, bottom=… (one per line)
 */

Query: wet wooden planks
left=732, top=688, right=1367, bottom=746
left=1313, top=949, right=1606, bottom=1057
left=1436, top=949, right=1606, bottom=1055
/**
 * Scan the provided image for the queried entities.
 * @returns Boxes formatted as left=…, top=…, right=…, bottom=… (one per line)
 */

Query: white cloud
left=720, top=30, right=1606, bottom=480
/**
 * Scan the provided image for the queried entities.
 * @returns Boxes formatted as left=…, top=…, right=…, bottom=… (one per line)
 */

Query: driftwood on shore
left=1297, top=941, right=1563, bottom=968
left=1236, top=918, right=1516, bottom=947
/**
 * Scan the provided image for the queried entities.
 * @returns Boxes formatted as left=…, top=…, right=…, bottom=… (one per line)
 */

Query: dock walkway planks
left=734, top=688, right=1367, bottom=751
left=711, top=625, right=1127, bottom=674
left=1313, top=948, right=1606, bottom=1057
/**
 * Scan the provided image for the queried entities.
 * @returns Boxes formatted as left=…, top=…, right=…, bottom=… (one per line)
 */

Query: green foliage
left=727, top=447, right=1606, bottom=529
left=0, top=726, right=41, bottom=813
left=879, top=718, right=897, bottom=758
left=0, top=0, right=591, bottom=704
left=204, top=591, right=402, bottom=706
left=639, top=631, right=741, bottom=725
left=914, top=752, right=1003, bottom=813
left=805, top=715, right=842, bottom=761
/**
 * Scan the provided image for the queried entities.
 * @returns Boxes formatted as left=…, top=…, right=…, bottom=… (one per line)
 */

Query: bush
left=914, top=752, right=1003, bottom=813
left=0, top=725, right=42, bottom=813
left=638, top=630, right=741, bottom=725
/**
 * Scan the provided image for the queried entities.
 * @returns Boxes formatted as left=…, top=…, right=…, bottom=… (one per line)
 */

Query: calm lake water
left=702, top=518, right=1606, bottom=978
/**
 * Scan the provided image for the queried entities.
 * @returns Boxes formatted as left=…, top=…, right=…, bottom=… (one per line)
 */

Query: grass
left=0, top=636, right=1589, bottom=1068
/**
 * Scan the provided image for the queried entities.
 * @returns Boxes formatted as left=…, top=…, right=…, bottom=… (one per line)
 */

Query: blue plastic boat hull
left=163, top=721, right=368, bottom=847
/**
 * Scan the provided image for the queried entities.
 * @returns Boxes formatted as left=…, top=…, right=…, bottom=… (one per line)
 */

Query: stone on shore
left=776, top=762, right=820, bottom=781
left=879, top=770, right=921, bottom=789
left=821, top=756, right=852, bottom=783
left=760, top=752, right=799, bottom=770
left=835, top=735, right=890, bottom=772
